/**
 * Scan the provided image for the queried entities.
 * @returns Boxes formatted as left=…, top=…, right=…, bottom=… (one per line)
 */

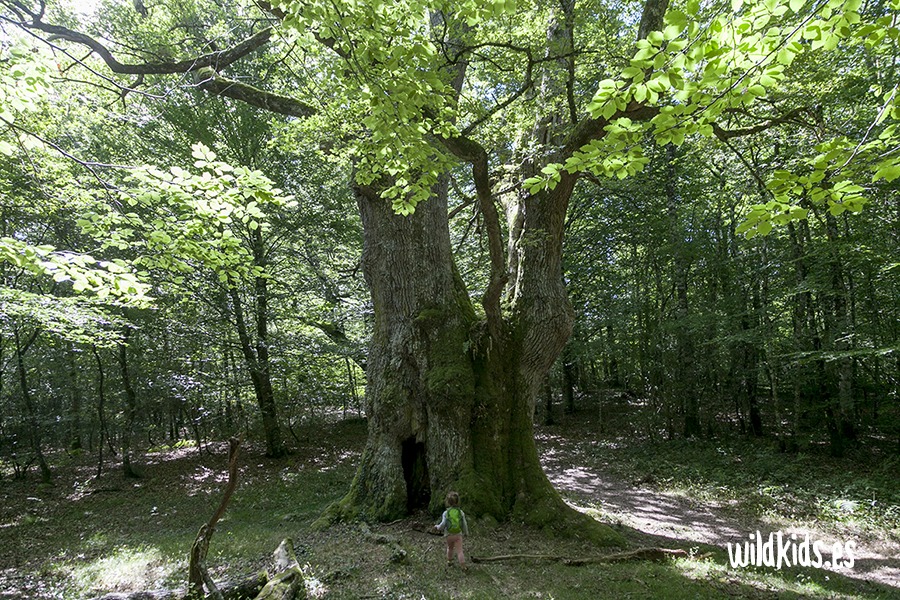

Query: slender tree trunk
left=543, top=376, right=555, bottom=426
left=345, top=356, right=361, bottom=418
left=824, top=212, right=856, bottom=441
left=91, top=345, right=109, bottom=479
left=14, top=328, right=51, bottom=484
left=744, top=285, right=763, bottom=437
left=229, top=265, right=284, bottom=458
left=66, top=343, right=83, bottom=451
left=665, top=145, right=699, bottom=437
left=562, top=346, right=576, bottom=415
left=605, top=323, right=620, bottom=387
left=118, top=327, right=140, bottom=477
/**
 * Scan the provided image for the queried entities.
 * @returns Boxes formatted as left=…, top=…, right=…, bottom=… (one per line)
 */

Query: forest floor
left=0, top=408, right=898, bottom=599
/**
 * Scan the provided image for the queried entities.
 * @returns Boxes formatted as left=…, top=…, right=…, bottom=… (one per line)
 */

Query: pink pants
left=446, top=534, right=465, bottom=565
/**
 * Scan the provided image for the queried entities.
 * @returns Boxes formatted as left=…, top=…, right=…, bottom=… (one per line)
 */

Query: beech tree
left=2, top=0, right=896, bottom=540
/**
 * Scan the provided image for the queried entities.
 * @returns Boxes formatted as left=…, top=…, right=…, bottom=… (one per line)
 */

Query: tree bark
left=189, top=437, right=241, bottom=599
left=319, top=169, right=621, bottom=544
left=66, top=342, right=83, bottom=451
left=13, top=327, right=51, bottom=484
left=228, top=242, right=285, bottom=458
left=118, top=327, right=141, bottom=478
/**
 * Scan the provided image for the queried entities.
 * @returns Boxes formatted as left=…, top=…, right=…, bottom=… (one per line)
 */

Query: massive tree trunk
left=319, top=0, right=664, bottom=540
left=7, top=0, right=664, bottom=544
left=321, top=168, right=621, bottom=544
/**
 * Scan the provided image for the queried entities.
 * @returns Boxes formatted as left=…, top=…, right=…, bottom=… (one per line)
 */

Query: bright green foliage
left=265, top=0, right=897, bottom=231
left=276, top=0, right=516, bottom=214
left=514, top=0, right=898, bottom=234
left=0, top=237, right=149, bottom=301
left=0, top=42, right=51, bottom=155
left=77, top=144, right=295, bottom=286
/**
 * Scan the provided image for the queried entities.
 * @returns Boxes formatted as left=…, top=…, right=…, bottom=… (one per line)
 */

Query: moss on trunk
left=321, top=179, right=624, bottom=547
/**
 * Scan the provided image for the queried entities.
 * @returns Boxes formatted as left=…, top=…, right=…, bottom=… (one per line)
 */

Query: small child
left=434, top=491, right=469, bottom=569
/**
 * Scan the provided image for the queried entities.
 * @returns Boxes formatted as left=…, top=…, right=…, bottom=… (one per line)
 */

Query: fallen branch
left=472, top=554, right=564, bottom=563
left=472, top=547, right=694, bottom=566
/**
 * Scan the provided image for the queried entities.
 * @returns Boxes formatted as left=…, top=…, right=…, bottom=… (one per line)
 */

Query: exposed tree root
left=359, top=522, right=409, bottom=564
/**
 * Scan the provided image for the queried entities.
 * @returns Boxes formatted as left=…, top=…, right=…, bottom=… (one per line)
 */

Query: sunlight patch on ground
left=672, top=556, right=859, bottom=600
left=63, top=545, right=182, bottom=596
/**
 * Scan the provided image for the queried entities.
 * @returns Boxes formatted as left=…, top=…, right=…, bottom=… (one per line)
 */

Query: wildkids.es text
left=726, top=531, right=856, bottom=570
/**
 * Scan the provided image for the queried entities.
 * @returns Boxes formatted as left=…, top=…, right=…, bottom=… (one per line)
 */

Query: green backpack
left=447, top=507, right=462, bottom=534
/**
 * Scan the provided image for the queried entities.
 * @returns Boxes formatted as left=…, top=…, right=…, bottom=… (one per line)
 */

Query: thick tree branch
left=302, top=318, right=368, bottom=372
left=563, top=101, right=662, bottom=158
left=559, top=0, right=669, bottom=160
left=194, top=69, right=315, bottom=118
left=1, top=3, right=273, bottom=75
left=472, top=547, right=695, bottom=565
left=712, top=108, right=809, bottom=140
left=441, top=132, right=507, bottom=333
left=254, top=0, right=351, bottom=59
left=637, top=0, right=671, bottom=41
left=461, top=54, right=534, bottom=136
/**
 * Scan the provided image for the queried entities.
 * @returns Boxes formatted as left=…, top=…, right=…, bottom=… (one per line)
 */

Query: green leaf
left=873, top=163, right=900, bottom=182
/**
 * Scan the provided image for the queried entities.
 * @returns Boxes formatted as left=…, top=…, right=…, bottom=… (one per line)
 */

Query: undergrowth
left=0, top=416, right=896, bottom=599
left=597, top=435, right=900, bottom=535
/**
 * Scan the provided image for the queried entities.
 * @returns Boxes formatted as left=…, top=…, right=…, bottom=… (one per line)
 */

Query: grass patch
left=593, top=435, right=900, bottom=535
left=63, top=545, right=180, bottom=596
left=0, top=415, right=897, bottom=599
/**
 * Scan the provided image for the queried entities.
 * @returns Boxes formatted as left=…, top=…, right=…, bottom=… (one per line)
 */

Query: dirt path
left=540, top=450, right=900, bottom=590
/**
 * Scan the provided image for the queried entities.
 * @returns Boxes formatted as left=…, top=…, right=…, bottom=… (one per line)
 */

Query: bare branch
left=712, top=108, right=810, bottom=141
left=2, top=6, right=273, bottom=75
left=194, top=69, right=315, bottom=118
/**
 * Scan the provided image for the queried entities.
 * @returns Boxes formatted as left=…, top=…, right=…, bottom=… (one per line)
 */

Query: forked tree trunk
left=321, top=177, right=621, bottom=545
left=318, top=0, right=666, bottom=547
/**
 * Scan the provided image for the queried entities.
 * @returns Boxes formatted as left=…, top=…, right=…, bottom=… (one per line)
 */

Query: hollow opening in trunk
left=401, top=437, right=430, bottom=512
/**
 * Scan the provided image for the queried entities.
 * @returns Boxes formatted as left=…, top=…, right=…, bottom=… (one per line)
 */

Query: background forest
left=0, top=0, right=898, bottom=598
